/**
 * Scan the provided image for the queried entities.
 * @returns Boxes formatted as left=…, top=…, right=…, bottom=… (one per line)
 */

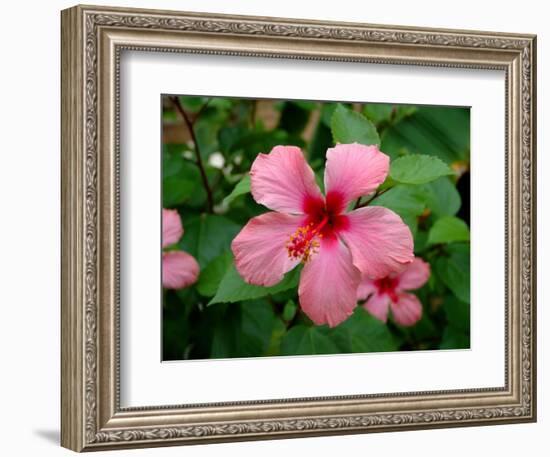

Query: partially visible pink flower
left=231, top=144, right=414, bottom=327
left=358, top=257, right=430, bottom=326
left=162, top=209, right=199, bottom=289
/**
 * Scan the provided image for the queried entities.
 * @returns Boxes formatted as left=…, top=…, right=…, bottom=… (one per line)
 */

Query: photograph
left=58, top=4, right=536, bottom=451
left=161, top=95, right=471, bottom=360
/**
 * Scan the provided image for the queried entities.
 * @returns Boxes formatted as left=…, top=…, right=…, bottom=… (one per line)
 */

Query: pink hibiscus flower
left=231, top=144, right=414, bottom=327
left=162, top=209, right=200, bottom=289
left=358, top=257, right=430, bottom=326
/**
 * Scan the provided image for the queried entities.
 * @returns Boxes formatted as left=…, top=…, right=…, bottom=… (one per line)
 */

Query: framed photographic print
left=61, top=4, right=537, bottom=452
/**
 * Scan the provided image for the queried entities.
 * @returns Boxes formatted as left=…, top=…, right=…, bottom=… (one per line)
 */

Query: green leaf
left=443, top=295, right=470, bottom=332
left=394, top=106, right=418, bottom=123
left=229, top=128, right=292, bottom=167
left=179, top=95, right=208, bottom=112
left=194, top=118, right=221, bottom=158
left=440, top=326, right=470, bottom=349
left=209, top=264, right=301, bottom=305
left=292, top=100, right=318, bottom=111
left=409, top=313, right=438, bottom=343
left=196, top=251, right=233, bottom=297
left=223, top=175, right=251, bottom=206
left=414, top=106, right=470, bottom=160
left=162, top=109, right=178, bottom=122
left=423, top=177, right=461, bottom=217
left=163, top=175, right=196, bottom=207
left=436, top=243, right=470, bottom=303
left=281, top=325, right=341, bottom=356
left=374, top=185, right=427, bottom=217
left=320, top=103, right=339, bottom=127
left=331, top=104, right=380, bottom=146
left=162, top=144, right=184, bottom=178
left=336, top=308, right=400, bottom=353
left=373, top=185, right=427, bottom=237
left=209, top=97, right=234, bottom=111
left=400, top=213, right=418, bottom=237
left=363, top=105, right=418, bottom=138
left=380, top=106, right=470, bottom=163
left=239, top=303, right=276, bottom=356
left=210, top=301, right=276, bottom=358
left=363, top=104, right=394, bottom=124
left=162, top=148, right=204, bottom=207
left=414, top=229, right=429, bottom=254
left=390, top=154, right=453, bottom=185
left=162, top=289, right=196, bottom=360
left=179, top=214, right=240, bottom=267
left=218, top=125, right=247, bottom=155
left=428, top=216, right=470, bottom=245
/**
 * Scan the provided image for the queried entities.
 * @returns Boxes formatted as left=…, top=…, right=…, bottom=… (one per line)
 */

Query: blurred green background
left=162, top=95, right=471, bottom=360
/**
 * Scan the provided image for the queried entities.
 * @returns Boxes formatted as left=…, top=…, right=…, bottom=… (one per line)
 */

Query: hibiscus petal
left=356, top=276, right=377, bottom=301
left=339, top=206, right=413, bottom=279
left=162, top=208, right=183, bottom=248
left=397, top=257, right=431, bottom=291
left=250, top=145, right=323, bottom=214
left=364, top=292, right=391, bottom=323
left=162, top=251, right=199, bottom=289
left=298, top=237, right=361, bottom=327
left=231, top=212, right=303, bottom=287
left=324, top=143, right=389, bottom=212
left=391, top=292, right=423, bottom=326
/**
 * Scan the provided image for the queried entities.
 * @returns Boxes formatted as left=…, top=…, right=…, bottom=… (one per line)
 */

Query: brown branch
left=358, top=187, right=391, bottom=208
left=170, top=96, right=214, bottom=213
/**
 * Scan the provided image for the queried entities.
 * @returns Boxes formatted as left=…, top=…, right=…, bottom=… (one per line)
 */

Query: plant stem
left=359, top=187, right=391, bottom=208
left=170, top=96, right=214, bottom=213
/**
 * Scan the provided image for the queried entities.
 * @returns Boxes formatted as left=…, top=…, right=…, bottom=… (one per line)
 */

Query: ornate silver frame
left=61, top=4, right=537, bottom=452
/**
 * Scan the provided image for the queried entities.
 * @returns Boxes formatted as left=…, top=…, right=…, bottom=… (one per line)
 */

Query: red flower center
left=286, top=191, right=350, bottom=263
left=374, top=276, right=399, bottom=302
left=286, top=216, right=327, bottom=263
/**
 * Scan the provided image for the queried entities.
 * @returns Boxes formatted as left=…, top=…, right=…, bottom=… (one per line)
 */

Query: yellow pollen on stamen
left=285, top=217, right=328, bottom=263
